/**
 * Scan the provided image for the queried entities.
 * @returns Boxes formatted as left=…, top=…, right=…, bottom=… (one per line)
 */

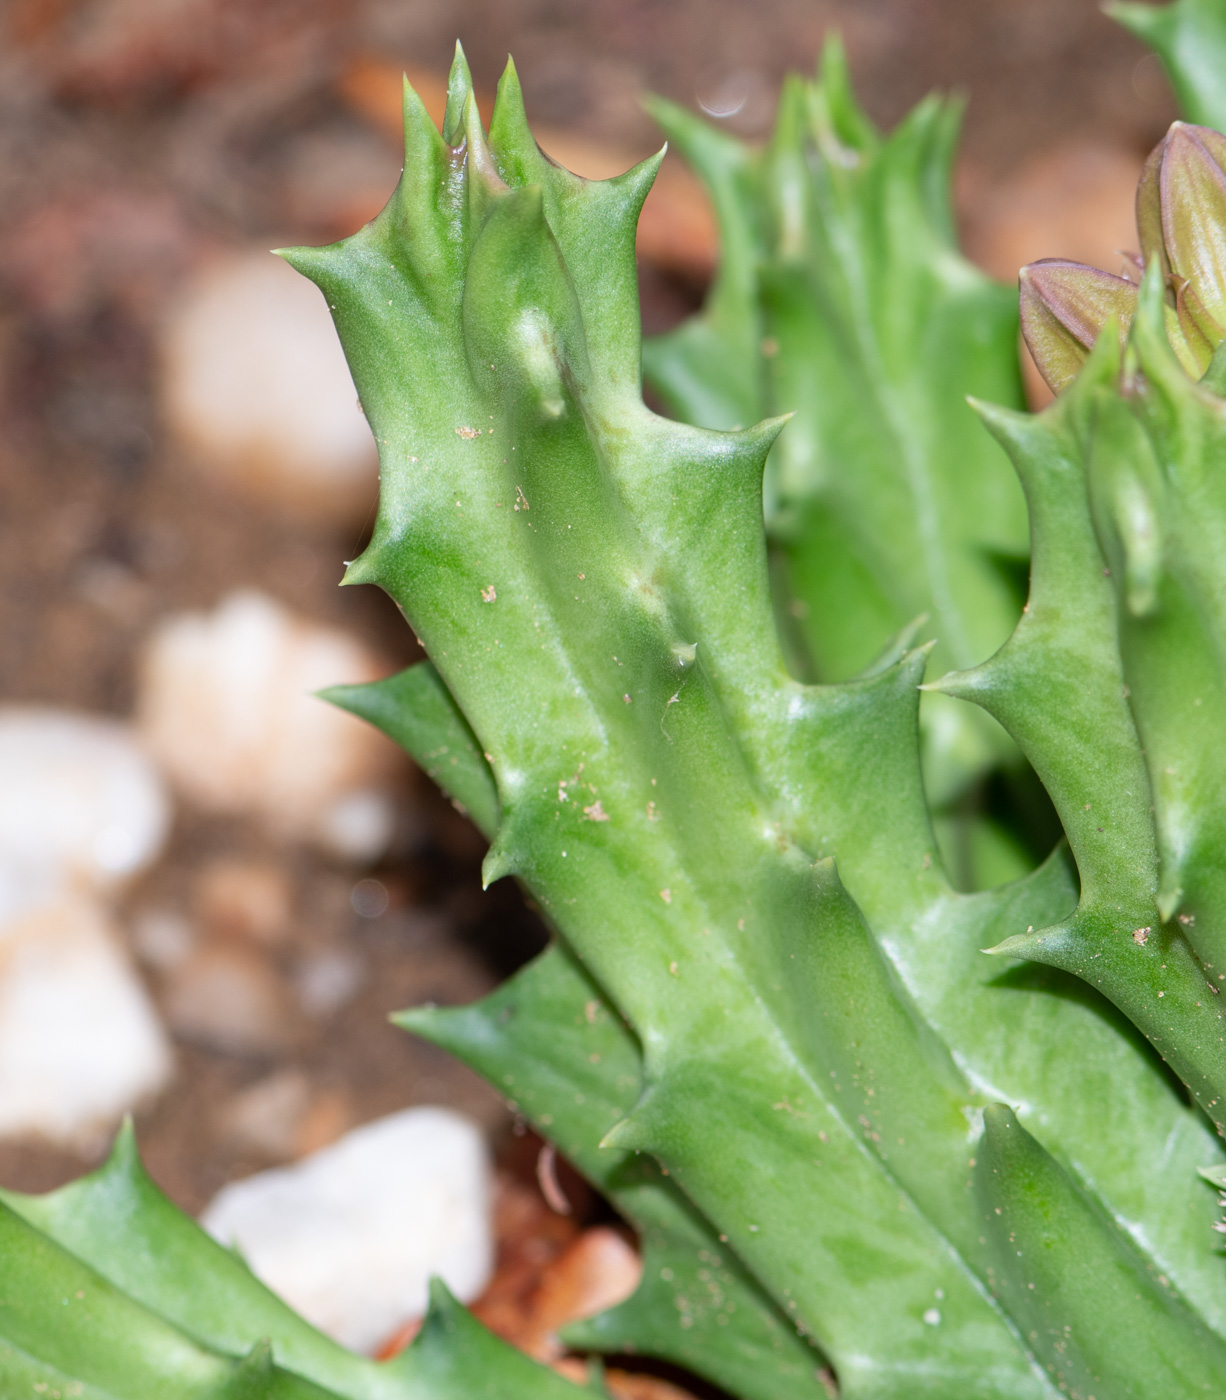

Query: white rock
left=312, top=788, right=396, bottom=865
left=0, top=896, right=172, bottom=1147
left=162, top=943, right=298, bottom=1057
left=195, top=859, right=293, bottom=947
left=218, top=1069, right=314, bottom=1160
left=201, top=1107, right=493, bottom=1353
left=131, top=907, right=197, bottom=971
left=0, top=708, right=171, bottom=925
left=160, top=250, right=378, bottom=521
left=137, top=590, right=399, bottom=857
left=293, top=946, right=366, bottom=1019
left=216, top=1069, right=353, bottom=1161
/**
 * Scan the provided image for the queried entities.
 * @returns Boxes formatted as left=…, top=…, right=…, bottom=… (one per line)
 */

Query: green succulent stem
left=288, top=43, right=1226, bottom=1398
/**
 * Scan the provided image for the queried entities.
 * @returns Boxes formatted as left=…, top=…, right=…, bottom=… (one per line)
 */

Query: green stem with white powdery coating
left=939, top=269, right=1226, bottom=1134
left=290, top=44, right=1226, bottom=1400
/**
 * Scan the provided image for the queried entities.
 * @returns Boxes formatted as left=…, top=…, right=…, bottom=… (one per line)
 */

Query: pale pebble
left=163, top=943, right=298, bottom=1057
left=218, top=1070, right=353, bottom=1161
left=0, top=708, right=170, bottom=924
left=294, top=946, right=366, bottom=1019
left=131, top=907, right=197, bottom=971
left=160, top=250, right=378, bottom=521
left=195, top=858, right=293, bottom=947
left=0, top=896, right=172, bottom=1147
left=137, top=590, right=399, bottom=857
left=201, top=1107, right=493, bottom=1353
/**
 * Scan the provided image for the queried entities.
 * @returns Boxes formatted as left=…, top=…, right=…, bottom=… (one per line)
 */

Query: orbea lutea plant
left=7, top=4, right=1226, bottom=1399
left=642, top=46, right=1035, bottom=882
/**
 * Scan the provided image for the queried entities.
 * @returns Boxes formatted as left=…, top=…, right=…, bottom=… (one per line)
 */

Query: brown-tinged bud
left=1133, top=121, right=1226, bottom=376
left=1173, top=279, right=1217, bottom=373
left=1022, top=120, right=1226, bottom=394
left=1159, top=123, right=1226, bottom=337
left=1019, top=259, right=1137, bottom=393
left=1136, top=138, right=1169, bottom=280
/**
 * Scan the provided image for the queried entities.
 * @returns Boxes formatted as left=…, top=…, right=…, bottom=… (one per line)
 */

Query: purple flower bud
left=1021, top=120, right=1226, bottom=393
left=1158, top=123, right=1226, bottom=339
left=1019, top=259, right=1137, bottom=393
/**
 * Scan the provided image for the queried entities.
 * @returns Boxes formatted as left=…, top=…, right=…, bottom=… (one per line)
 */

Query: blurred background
left=0, top=0, right=1179, bottom=1383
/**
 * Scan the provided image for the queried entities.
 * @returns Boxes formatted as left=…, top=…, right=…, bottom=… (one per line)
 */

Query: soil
left=0, top=0, right=1178, bottom=1383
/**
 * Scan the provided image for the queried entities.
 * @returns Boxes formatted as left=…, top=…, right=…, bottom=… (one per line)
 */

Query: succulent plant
left=10, top=3, right=1226, bottom=1398
left=643, top=43, right=1036, bottom=888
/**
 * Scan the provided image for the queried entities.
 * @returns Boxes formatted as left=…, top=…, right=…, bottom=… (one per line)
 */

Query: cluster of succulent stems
left=15, top=11, right=1226, bottom=1398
